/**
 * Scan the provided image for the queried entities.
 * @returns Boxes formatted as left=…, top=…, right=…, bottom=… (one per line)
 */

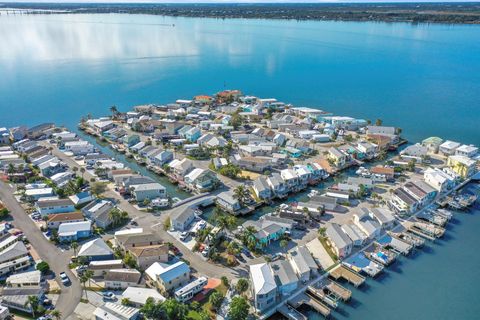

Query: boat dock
left=326, top=280, right=351, bottom=301
left=307, top=286, right=338, bottom=309
left=416, top=211, right=448, bottom=227
left=435, top=208, right=453, bottom=221
left=329, top=265, right=365, bottom=287
left=277, top=305, right=307, bottom=320
left=343, top=252, right=384, bottom=277
left=365, top=243, right=397, bottom=266
left=391, top=231, right=425, bottom=247
left=289, top=293, right=331, bottom=318
left=409, top=221, right=445, bottom=240
left=377, top=234, right=412, bottom=255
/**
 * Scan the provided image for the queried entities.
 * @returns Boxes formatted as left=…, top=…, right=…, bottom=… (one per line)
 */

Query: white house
left=131, top=183, right=166, bottom=201
left=250, top=263, right=277, bottom=312
left=424, top=167, right=455, bottom=193
left=64, top=141, right=95, bottom=155
left=439, top=140, right=461, bottom=156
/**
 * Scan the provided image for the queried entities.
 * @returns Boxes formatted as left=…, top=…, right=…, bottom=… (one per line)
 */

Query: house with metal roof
left=216, top=190, right=241, bottom=214
left=131, top=182, right=166, bottom=202
left=93, top=302, right=140, bottom=320
left=145, top=261, right=190, bottom=293
left=121, top=287, right=165, bottom=307
left=35, top=198, right=75, bottom=216
left=104, top=269, right=142, bottom=290
left=325, top=223, right=353, bottom=259
left=243, top=216, right=294, bottom=248
left=170, top=207, right=196, bottom=231
left=287, top=245, right=318, bottom=282
left=0, top=240, right=32, bottom=277
left=249, top=263, right=277, bottom=312
left=253, top=176, right=273, bottom=200
left=57, top=220, right=91, bottom=243
left=270, top=260, right=298, bottom=297
left=82, top=199, right=115, bottom=229
left=77, top=238, right=114, bottom=261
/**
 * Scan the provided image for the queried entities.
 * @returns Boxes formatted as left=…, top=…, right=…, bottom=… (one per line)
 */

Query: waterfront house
left=47, top=212, right=84, bottom=229
left=84, top=153, right=110, bottom=166
left=389, top=188, right=418, bottom=215
left=250, top=263, right=277, bottom=312
left=145, top=261, right=190, bottom=294
left=421, top=136, right=443, bottom=154
left=352, top=212, right=381, bottom=240
left=82, top=199, right=115, bottom=229
left=367, top=208, right=396, bottom=229
left=400, top=143, right=428, bottom=163
left=366, top=126, right=399, bottom=144
left=307, top=195, right=338, bottom=212
left=104, top=269, right=142, bottom=290
left=447, top=155, right=477, bottom=178
left=287, top=245, right=318, bottom=282
left=10, top=126, right=28, bottom=142
left=253, top=176, right=273, bottom=200
left=92, top=120, right=114, bottom=134
left=123, top=134, right=141, bottom=148
left=325, top=223, right=353, bottom=259
left=280, top=168, right=300, bottom=192
left=35, top=198, right=75, bottom=216
left=370, top=166, right=395, bottom=182
left=129, top=244, right=169, bottom=270
left=27, top=123, right=55, bottom=139
left=423, top=167, right=455, bottom=193
left=184, top=168, right=218, bottom=192
left=168, top=158, right=194, bottom=178
left=439, top=140, right=461, bottom=156
left=404, top=180, right=437, bottom=206
left=153, top=150, right=173, bottom=167
left=270, top=260, right=298, bottom=297
left=170, top=207, right=196, bottom=231
left=131, top=183, right=166, bottom=202
left=77, top=238, right=114, bottom=261
left=340, top=224, right=367, bottom=247
left=455, top=145, right=478, bottom=158
left=104, top=127, right=127, bottom=141
left=328, top=147, right=347, bottom=167
left=293, top=165, right=312, bottom=187
left=356, top=141, right=377, bottom=159
left=121, top=287, right=165, bottom=307
left=232, top=155, right=273, bottom=173
left=216, top=190, right=242, bottom=214
left=266, top=173, right=288, bottom=198
left=57, top=221, right=91, bottom=242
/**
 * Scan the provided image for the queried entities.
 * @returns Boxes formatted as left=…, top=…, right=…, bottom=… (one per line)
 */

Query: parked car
left=102, top=291, right=116, bottom=301
left=201, top=247, right=210, bottom=257
left=270, top=253, right=282, bottom=261
left=59, top=272, right=70, bottom=285
left=179, top=232, right=189, bottom=242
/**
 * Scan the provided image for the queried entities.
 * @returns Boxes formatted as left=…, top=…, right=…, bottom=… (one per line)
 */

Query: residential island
left=0, top=90, right=479, bottom=320
left=2, top=2, right=480, bottom=25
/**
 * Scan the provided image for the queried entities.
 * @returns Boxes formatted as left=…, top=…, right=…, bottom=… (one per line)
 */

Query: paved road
left=0, top=181, right=82, bottom=320
left=50, top=146, right=249, bottom=280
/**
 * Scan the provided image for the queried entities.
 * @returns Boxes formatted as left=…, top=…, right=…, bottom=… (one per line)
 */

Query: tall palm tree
left=71, top=241, right=79, bottom=257
left=110, top=105, right=118, bottom=118
left=80, top=167, right=86, bottom=179
left=51, top=309, right=62, bottom=320
left=108, top=208, right=122, bottom=227
left=80, top=270, right=94, bottom=300
left=233, top=185, right=250, bottom=206
left=26, top=295, right=39, bottom=317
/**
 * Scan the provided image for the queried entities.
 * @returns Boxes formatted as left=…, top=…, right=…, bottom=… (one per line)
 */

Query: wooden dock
left=329, top=265, right=365, bottom=287
left=307, top=286, right=338, bottom=309
left=289, top=293, right=331, bottom=318
left=277, top=305, right=308, bottom=320
left=326, top=280, right=351, bottom=301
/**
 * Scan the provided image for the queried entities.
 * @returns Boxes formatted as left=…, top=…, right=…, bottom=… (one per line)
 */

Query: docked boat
left=308, top=190, right=320, bottom=198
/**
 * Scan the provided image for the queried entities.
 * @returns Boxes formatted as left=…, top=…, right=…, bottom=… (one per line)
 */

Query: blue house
left=58, top=221, right=91, bottom=243
left=185, top=127, right=201, bottom=143
left=283, top=146, right=302, bottom=158
left=35, top=198, right=75, bottom=216
left=123, top=134, right=140, bottom=147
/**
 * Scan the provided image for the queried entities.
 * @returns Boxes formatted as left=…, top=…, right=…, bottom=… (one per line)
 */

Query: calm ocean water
left=1, top=14, right=480, bottom=319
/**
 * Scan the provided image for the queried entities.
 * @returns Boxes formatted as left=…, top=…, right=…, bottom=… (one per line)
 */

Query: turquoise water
left=1, top=14, right=480, bottom=144
left=1, top=14, right=480, bottom=319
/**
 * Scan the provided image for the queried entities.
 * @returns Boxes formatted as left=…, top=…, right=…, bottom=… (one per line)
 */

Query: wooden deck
left=326, top=280, right=351, bottom=301
left=329, top=265, right=365, bottom=287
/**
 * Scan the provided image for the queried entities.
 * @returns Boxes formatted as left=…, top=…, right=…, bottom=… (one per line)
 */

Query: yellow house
left=447, top=155, right=477, bottom=178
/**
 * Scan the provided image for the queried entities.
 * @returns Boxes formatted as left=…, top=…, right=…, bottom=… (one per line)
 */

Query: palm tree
left=80, top=270, right=94, bottom=300
left=7, top=163, right=15, bottom=174
left=51, top=309, right=62, bottom=320
left=110, top=105, right=118, bottom=118
left=233, top=185, right=250, bottom=206
left=80, top=167, right=86, bottom=178
left=71, top=241, right=79, bottom=257
left=108, top=208, right=122, bottom=227
left=72, top=167, right=79, bottom=175
left=26, top=295, right=39, bottom=317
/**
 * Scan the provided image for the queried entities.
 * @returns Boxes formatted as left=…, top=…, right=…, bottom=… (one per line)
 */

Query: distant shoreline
left=1, top=2, right=480, bottom=25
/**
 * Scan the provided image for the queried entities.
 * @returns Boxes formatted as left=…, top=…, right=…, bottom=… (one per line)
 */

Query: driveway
left=0, top=181, right=82, bottom=320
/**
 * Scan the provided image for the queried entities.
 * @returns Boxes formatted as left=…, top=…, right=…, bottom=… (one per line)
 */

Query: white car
left=179, top=232, right=189, bottom=242
left=59, top=272, right=70, bottom=285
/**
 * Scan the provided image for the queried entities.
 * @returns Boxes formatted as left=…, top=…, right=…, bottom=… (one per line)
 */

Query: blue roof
left=158, top=261, right=190, bottom=283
